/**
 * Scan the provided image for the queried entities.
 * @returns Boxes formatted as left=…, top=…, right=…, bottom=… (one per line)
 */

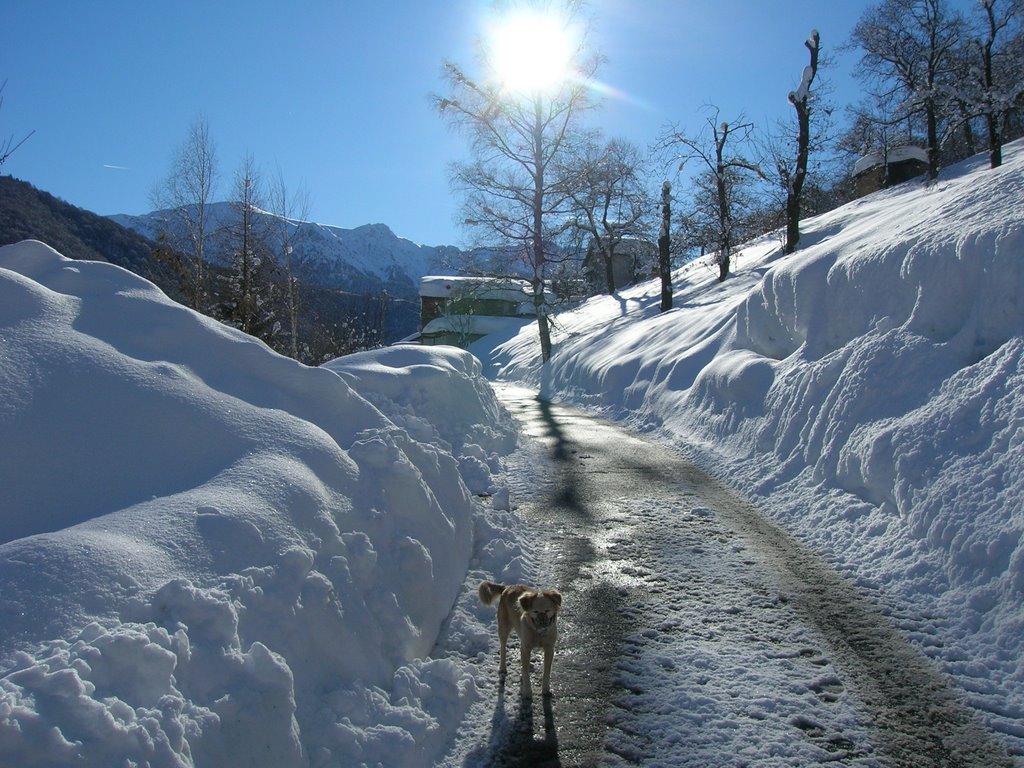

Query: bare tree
left=219, top=155, right=279, bottom=345
left=760, top=32, right=839, bottom=250
left=784, top=30, right=822, bottom=253
left=659, top=108, right=765, bottom=282
left=267, top=169, right=312, bottom=359
left=435, top=2, right=600, bottom=362
left=848, top=0, right=965, bottom=180
left=151, top=117, right=219, bottom=311
left=967, top=0, right=1024, bottom=167
left=840, top=86, right=916, bottom=171
left=563, top=137, right=651, bottom=295
left=0, top=80, right=34, bottom=167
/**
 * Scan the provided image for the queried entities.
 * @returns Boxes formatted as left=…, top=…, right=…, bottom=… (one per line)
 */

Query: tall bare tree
left=151, top=117, right=219, bottom=311
left=435, top=2, right=600, bottom=362
left=219, top=155, right=279, bottom=345
left=563, top=137, right=651, bottom=295
left=784, top=29, right=822, bottom=253
left=659, top=108, right=765, bottom=282
left=968, top=0, right=1024, bottom=167
left=267, top=169, right=311, bottom=359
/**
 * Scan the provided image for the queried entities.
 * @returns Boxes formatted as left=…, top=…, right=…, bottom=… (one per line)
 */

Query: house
left=583, top=236, right=658, bottom=294
left=852, top=146, right=929, bottom=198
left=410, top=275, right=537, bottom=347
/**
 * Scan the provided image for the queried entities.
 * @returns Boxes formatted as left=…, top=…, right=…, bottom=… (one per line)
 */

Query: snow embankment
left=485, top=141, right=1024, bottom=752
left=325, top=344, right=517, bottom=495
left=0, top=239, right=520, bottom=767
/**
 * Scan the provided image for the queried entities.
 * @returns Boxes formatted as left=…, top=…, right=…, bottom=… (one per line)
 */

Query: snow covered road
left=444, top=384, right=1014, bottom=767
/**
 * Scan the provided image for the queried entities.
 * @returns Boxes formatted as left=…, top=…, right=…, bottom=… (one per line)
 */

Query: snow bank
left=485, top=141, right=1024, bottom=754
left=0, top=239, right=520, bottom=767
left=325, top=345, right=517, bottom=494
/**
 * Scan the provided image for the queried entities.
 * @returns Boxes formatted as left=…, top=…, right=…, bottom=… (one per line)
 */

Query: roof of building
left=853, top=145, right=929, bottom=176
left=419, top=275, right=533, bottom=302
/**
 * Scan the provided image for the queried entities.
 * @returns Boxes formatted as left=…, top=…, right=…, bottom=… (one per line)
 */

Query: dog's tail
left=478, top=580, right=506, bottom=606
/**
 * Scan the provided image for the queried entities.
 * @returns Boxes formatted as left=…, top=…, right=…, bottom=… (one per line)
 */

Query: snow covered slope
left=111, top=204, right=461, bottom=298
left=0, top=240, right=522, bottom=767
left=482, top=140, right=1024, bottom=755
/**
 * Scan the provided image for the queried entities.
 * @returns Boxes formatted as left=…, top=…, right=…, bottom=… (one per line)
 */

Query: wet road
left=465, top=385, right=1014, bottom=767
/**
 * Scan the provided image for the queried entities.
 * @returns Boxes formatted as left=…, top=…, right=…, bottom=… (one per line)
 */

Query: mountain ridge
left=110, top=204, right=463, bottom=301
left=0, top=175, right=179, bottom=296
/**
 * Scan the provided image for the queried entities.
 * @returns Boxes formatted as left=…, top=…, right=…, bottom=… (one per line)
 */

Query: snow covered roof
left=853, top=145, right=929, bottom=176
left=419, top=275, right=532, bottom=303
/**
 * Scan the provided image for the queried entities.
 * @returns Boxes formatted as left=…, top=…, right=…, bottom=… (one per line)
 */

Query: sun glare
left=486, top=8, right=579, bottom=95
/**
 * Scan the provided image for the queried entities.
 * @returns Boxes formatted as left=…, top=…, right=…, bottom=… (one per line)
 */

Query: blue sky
left=3, top=0, right=973, bottom=247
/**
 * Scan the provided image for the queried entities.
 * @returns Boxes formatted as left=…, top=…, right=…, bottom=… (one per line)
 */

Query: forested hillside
left=0, top=175, right=178, bottom=295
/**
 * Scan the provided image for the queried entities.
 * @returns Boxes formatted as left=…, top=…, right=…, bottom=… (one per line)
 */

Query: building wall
left=421, top=296, right=447, bottom=328
left=854, top=158, right=928, bottom=198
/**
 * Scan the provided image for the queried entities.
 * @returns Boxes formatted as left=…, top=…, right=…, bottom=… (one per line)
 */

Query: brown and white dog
left=479, top=580, right=562, bottom=698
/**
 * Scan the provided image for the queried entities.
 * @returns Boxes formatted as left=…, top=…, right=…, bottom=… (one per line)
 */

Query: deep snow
left=479, top=139, right=1024, bottom=757
left=0, top=242, right=525, bottom=767
left=1, top=137, right=1022, bottom=766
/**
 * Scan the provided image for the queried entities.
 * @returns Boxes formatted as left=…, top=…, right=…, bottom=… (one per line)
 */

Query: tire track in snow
left=456, top=385, right=1013, bottom=767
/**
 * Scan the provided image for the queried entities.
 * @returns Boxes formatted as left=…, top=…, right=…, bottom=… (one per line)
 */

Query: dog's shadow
left=467, top=676, right=560, bottom=767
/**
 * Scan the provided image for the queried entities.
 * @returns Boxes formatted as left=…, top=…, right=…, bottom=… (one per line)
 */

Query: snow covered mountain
left=111, top=204, right=463, bottom=299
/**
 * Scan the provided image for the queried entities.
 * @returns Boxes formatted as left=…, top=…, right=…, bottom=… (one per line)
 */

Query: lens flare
left=485, top=7, right=581, bottom=95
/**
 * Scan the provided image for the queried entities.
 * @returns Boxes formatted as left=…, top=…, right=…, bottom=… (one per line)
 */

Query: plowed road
left=446, top=385, right=1012, bottom=768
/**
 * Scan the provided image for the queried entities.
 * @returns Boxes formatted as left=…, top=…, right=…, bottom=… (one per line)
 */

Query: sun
left=485, top=7, right=580, bottom=95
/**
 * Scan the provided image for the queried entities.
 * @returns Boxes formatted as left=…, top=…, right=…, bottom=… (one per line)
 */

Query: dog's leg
left=520, top=638, right=534, bottom=698
left=497, top=612, right=509, bottom=679
left=541, top=642, right=554, bottom=697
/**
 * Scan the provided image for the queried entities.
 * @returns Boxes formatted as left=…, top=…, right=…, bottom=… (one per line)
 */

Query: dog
left=479, top=580, right=562, bottom=698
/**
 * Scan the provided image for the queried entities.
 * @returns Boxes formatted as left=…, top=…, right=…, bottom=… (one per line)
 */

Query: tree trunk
left=717, top=252, right=730, bottom=282
left=982, top=28, right=1003, bottom=169
left=715, top=125, right=731, bottom=282
left=604, top=244, right=616, bottom=295
left=532, top=100, right=552, bottom=363
left=784, top=98, right=810, bottom=254
left=537, top=305, right=553, bottom=362
left=959, top=104, right=977, bottom=157
left=987, top=114, right=1003, bottom=169
left=659, top=181, right=673, bottom=312
left=926, top=102, right=940, bottom=180
left=716, top=173, right=730, bottom=282
left=785, top=32, right=818, bottom=255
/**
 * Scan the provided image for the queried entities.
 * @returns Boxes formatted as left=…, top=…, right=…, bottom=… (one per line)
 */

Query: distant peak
left=353, top=223, right=396, bottom=238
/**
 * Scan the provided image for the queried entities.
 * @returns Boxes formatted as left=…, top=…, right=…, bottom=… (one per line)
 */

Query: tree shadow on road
left=536, top=397, right=573, bottom=462
left=535, top=396, right=589, bottom=515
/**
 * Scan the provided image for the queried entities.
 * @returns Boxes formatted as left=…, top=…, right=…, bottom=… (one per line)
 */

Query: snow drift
left=483, top=141, right=1024, bottom=753
left=0, top=240, right=519, bottom=767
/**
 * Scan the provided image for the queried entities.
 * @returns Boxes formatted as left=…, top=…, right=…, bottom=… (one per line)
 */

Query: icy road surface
left=441, top=384, right=1013, bottom=767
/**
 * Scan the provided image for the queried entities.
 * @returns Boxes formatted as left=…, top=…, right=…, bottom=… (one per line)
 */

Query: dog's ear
left=545, top=590, right=562, bottom=609
left=518, top=593, right=534, bottom=611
